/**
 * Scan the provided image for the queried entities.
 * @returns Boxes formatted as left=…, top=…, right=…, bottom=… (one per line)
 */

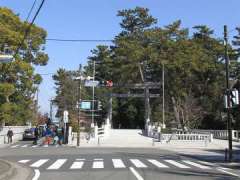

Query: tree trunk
left=171, top=97, right=181, bottom=128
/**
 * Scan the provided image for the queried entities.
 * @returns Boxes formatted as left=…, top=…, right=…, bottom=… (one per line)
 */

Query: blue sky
left=0, top=0, right=240, bottom=114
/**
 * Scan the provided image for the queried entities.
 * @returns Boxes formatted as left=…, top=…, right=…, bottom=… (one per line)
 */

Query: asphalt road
left=0, top=141, right=239, bottom=180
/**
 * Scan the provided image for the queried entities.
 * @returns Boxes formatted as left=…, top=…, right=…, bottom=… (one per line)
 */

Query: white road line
left=43, top=145, right=48, bottom=147
left=164, top=160, right=190, bottom=169
left=197, top=161, right=214, bottom=167
left=21, top=144, right=28, bottom=148
left=30, top=159, right=49, bottom=168
left=130, top=159, right=147, bottom=168
left=92, top=161, right=104, bottom=169
left=94, top=158, right=103, bottom=161
left=129, top=167, right=144, bottom=180
left=147, top=159, right=169, bottom=168
left=182, top=160, right=211, bottom=169
left=32, top=169, right=40, bottom=180
left=47, top=159, right=67, bottom=170
left=76, top=158, right=85, bottom=161
left=112, top=159, right=126, bottom=168
left=11, top=145, right=19, bottom=148
left=18, top=160, right=30, bottom=164
left=217, top=167, right=240, bottom=177
left=32, top=145, right=39, bottom=148
left=70, top=161, right=84, bottom=169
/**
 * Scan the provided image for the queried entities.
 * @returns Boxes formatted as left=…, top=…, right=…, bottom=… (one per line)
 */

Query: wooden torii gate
left=105, top=82, right=161, bottom=130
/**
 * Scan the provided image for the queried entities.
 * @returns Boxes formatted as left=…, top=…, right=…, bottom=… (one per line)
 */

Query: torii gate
left=105, top=82, right=161, bottom=131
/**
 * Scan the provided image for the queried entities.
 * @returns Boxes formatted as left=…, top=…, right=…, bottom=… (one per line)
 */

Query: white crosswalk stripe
left=164, top=160, right=190, bottom=169
left=70, top=161, right=84, bottom=169
left=10, top=145, right=20, bottom=148
left=92, top=161, right=104, bottom=169
left=31, top=159, right=49, bottom=168
left=47, top=159, right=67, bottom=170
left=130, top=159, right=147, bottom=168
left=148, top=159, right=169, bottom=168
left=112, top=159, right=126, bottom=168
left=182, top=160, right=211, bottom=169
left=18, top=160, right=30, bottom=164
left=21, top=144, right=28, bottom=148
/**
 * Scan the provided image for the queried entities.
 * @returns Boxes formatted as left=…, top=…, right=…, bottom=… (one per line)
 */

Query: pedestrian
left=7, top=128, right=13, bottom=144
left=44, top=126, right=52, bottom=145
left=33, top=126, right=39, bottom=145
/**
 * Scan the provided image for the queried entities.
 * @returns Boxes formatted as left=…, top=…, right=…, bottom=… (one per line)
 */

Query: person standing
left=33, top=126, right=39, bottom=145
left=7, top=128, right=13, bottom=144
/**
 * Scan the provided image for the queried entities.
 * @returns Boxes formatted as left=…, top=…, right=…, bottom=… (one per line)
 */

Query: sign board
left=80, top=101, right=91, bottom=110
left=63, top=110, right=69, bottom=123
left=0, top=54, right=14, bottom=63
left=84, top=80, right=99, bottom=87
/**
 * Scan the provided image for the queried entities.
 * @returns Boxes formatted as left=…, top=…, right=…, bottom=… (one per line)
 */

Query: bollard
left=225, top=148, right=228, bottom=162
left=152, top=138, right=155, bottom=146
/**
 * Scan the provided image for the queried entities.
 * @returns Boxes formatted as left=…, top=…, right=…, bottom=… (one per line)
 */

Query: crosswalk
left=18, top=158, right=214, bottom=171
left=10, top=144, right=60, bottom=148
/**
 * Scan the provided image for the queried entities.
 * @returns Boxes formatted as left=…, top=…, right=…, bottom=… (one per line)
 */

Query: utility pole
left=91, top=60, right=95, bottom=126
left=162, top=63, right=165, bottom=128
left=224, top=25, right=233, bottom=162
left=77, top=64, right=82, bottom=147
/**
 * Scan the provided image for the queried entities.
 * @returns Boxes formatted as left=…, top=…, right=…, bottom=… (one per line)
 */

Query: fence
left=182, top=129, right=240, bottom=141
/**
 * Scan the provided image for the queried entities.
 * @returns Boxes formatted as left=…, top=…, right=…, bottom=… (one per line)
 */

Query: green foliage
left=0, top=7, right=48, bottom=126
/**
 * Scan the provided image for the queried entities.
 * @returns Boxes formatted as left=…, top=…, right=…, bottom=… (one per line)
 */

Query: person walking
left=7, top=128, right=13, bottom=144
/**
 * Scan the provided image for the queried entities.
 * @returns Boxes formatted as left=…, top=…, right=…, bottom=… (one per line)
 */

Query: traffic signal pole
left=77, top=64, right=82, bottom=147
left=224, top=25, right=233, bottom=162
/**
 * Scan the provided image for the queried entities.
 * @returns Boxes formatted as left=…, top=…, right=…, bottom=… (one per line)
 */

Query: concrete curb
left=0, top=159, right=34, bottom=180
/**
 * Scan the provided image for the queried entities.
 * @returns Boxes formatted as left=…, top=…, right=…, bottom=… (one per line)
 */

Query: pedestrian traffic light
left=230, top=89, right=239, bottom=107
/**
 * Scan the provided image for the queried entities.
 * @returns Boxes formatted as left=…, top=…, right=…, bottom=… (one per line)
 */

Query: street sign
left=0, top=54, right=14, bottom=63
left=84, top=80, right=99, bottom=87
left=80, top=101, right=91, bottom=110
left=63, top=110, right=69, bottom=123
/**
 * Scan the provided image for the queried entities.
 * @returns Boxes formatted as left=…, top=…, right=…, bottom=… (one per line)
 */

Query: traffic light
left=106, top=80, right=113, bottom=87
left=98, top=101, right=102, bottom=110
left=100, top=80, right=113, bottom=87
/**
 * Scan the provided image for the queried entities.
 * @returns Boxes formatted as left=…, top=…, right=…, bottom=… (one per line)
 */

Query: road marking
left=92, top=161, right=104, bottom=168
left=11, top=145, right=19, bottom=148
left=32, top=169, right=40, bottom=180
left=18, top=160, right=30, bottom=164
left=94, top=158, right=103, bottom=161
left=32, top=145, right=39, bottom=148
left=112, top=159, right=126, bottom=168
left=43, top=144, right=48, bottom=147
left=217, top=167, right=240, bottom=177
left=31, top=159, right=49, bottom=168
left=147, top=159, right=169, bottom=168
left=76, top=158, right=85, bottom=161
left=129, top=167, right=144, bottom=180
left=182, top=160, right=211, bottom=169
left=130, top=159, right=147, bottom=168
left=47, top=159, right=67, bottom=170
left=70, top=161, right=84, bottom=169
left=164, top=160, right=190, bottom=169
left=197, top=161, right=214, bottom=167
left=21, top=144, right=28, bottom=148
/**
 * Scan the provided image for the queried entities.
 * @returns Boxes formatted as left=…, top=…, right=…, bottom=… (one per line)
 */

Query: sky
left=0, top=0, right=240, bottom=114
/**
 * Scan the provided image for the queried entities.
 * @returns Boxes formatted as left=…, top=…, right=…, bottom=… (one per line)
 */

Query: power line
left=26, top=0, right=38, bottom=22
left=14, top=0, right=46, bottom=57
left=46, top=38, right=113, bottom=42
